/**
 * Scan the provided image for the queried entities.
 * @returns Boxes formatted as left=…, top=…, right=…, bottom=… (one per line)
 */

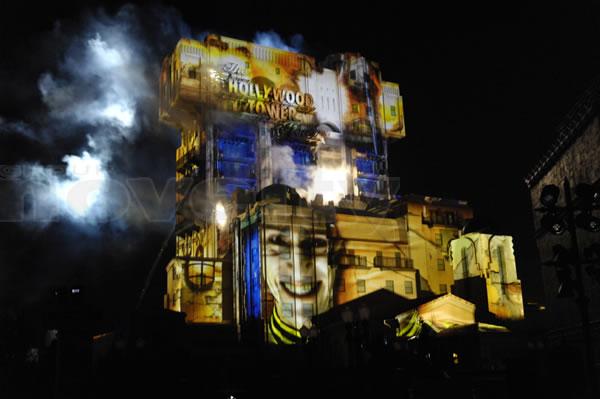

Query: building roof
left=524, top=76, right=600, bottom=188
left=399, top=193, right=470, bottom=209
left=313, top=289, right=440, bottom=326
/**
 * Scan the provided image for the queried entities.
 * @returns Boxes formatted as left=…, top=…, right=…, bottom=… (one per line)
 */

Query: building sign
left=226, top=77, right=315, bottom=121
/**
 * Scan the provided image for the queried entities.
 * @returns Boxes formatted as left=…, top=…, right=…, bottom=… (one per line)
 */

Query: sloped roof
left=313, top=289, right=440, bottom=326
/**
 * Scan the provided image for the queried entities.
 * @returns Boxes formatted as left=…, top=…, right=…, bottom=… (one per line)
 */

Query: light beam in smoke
left=308, top=166, right=348, bottom=204
left=215, top=202, right=227, bottom=228
left=102, top=104, right=134, bottom=127
left=53, top=151, right=107, bottom=218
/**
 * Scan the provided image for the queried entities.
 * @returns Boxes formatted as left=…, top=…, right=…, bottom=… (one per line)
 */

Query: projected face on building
left=264, top=208, right=334, bottom=343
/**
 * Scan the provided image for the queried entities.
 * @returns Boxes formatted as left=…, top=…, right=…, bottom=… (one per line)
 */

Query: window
left=390, top=105, right=396, bottom=117
left=282, top=302, right=293, bottom=318
left=435, top=233, right=442, bottom=246
left=440, top=284, right=448, bottom=294
left=302, top=304, right=314, bottom=318
left=437, top=259, right=445, bottom=271
left=352, top=103, right=359, bottom=113
left=188, top=69, right=196, bottom=79
left=350, top=70, right=356, bottom=80
left=275, top=67, right=280, bottom=75
left=337, top=278, right=346, bottom=292
left=272, top=228, right=291, bottom=260
left=404, top=280, right=414, bottom=295
left=446, top=212, right=456, bottom=225
left=385, top=280, right=394, bottom=293
left=357, top=279, right=366, bottom=293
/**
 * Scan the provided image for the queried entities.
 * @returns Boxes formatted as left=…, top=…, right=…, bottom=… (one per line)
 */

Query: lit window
left=437, top=259, right=445, bottom=271
left=352, top=104, right=359, bottom=113
left=385, top=280, right=394, bottom=293
left=337, top=278, right=346, bottom=292
left=357, top=279, right=366, bottom=293
left=302, top=304, right=314, bottom=318
left=275, top=67, right=280, bottom=75
left=390, top=105, right=396, bottom=117
left=447, top=212, right=455, bottom=225
left=282, top=302, right=293, bottom=318
left=404, top=281, right=414, bottom=295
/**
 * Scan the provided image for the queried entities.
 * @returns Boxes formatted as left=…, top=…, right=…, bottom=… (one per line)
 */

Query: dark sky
left=1, top=1, right=600, bottom=327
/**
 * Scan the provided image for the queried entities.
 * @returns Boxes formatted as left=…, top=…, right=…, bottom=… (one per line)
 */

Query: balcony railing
left=338, top=255, right=368, bottom=268
left=421, top=214, right=463, bottom=228
left=374, top=256, right=414, bottom=269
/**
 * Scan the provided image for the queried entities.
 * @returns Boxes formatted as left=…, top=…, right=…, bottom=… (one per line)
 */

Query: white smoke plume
left=5, top=5, right=192, bottom=227
left=2, top=6, right=308, bottom=227
left=271, top=145, right=305, bottom=189
left=0, top=117, right=37, bottom=140
left=271, top=145, right=348, bottom=205
left=253, top=31, right=304, bottom=53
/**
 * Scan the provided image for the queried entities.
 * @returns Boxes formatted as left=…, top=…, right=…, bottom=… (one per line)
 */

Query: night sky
left=1, top=1, right=600, bottom=329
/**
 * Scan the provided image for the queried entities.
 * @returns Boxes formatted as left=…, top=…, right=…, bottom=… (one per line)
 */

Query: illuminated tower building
left=159, top=35, right=523, bottom=343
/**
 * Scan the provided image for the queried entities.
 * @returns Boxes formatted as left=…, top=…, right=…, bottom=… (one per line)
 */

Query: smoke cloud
left=2, top=5, right=195, bottom=227
left=0, top=3, right=311, bottom=310
left=253, top=31, right=304, bottom=53
left=271, top=145, right=348, bottom=204
left=1, top=10, right=309, bottom=228
left=271, top=145, right=305, bottom=188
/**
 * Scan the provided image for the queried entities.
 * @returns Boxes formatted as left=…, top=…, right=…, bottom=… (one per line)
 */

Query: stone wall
left=529, top=115, right=600, bottom=334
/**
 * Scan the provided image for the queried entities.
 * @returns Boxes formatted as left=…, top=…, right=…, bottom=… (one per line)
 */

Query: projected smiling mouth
left=280, top=280, right=321, bottom=298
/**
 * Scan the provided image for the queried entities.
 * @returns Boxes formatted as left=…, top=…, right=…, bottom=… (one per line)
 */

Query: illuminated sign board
left=227, top=78, right=315, bottom=121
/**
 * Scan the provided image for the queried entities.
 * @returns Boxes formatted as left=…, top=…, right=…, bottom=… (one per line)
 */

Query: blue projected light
left=216, top=129, right=257, bottom=196
left=357, top=177, right=379, bottom=195
left=217, top=137, right=254, bottom=160
left=243, top=225, right=262, bottom=319
left=217, top=160, right=255, bottom=179
left=290, top=144, right=312, bottom=166
left=356, top=158, right=377, bottom=175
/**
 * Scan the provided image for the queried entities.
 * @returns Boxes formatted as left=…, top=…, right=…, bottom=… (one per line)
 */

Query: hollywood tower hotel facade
left=159, top=34, right=523, bottom=344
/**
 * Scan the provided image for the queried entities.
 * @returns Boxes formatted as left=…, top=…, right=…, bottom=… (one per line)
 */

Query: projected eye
left=314, top=238, right=328, bottom=255
left=268, top=233, right=291, bottom=255
left=268, top=234, right=291, bottom=246
left=300, top=237, right=328, bottom=255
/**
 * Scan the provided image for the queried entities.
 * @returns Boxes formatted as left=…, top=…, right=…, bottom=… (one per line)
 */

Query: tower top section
left=160, top=34, right=405, bottom=141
